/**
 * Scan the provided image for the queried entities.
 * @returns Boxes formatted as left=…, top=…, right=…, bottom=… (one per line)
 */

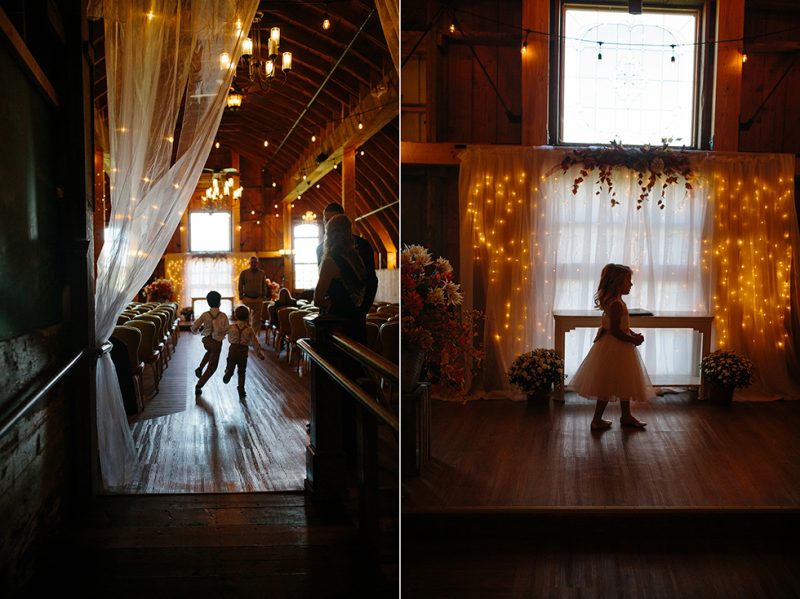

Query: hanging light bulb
left=358, top=118, right=363, bottom=130
left=282, top=52, right=292, bottom=72
left=323, top=15, right=331, bottom=30
left=597, top=41, right=603, bottom=60
left=311, top=134, right=316, bottom=142
left=265, top=59, right=275, bottom=79
left=219, top=52, right=231, bottom=70
left=242, top=38, right=253, bottom=56
left=263, top=140, right=269, bottom=147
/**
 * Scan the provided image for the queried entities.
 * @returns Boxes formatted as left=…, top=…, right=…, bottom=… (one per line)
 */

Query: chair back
left=277, top=306, right=296, bottom=336
left=139, top=312, right=166, bottom=344
left=289, top=309, right=310, bottom=343
left=112, top=325, right=143, bottom=373
left=379, top=320, right=399, bottom=364
left=366, top=321, right=381, bottom=352
left=127, top=318, right=159, bottom=362
left=117, top=314, right=131, bottom=325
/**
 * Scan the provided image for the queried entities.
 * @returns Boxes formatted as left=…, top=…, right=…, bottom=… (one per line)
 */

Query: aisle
left=124, top=330, right=310, bottom=493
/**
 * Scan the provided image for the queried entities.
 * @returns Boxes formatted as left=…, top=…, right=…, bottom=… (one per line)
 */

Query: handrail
left=297, top=339, right=398, bottom=433
left=330, top=332, right=398, bottom=383
left=0, top=349, right=86, bottom=440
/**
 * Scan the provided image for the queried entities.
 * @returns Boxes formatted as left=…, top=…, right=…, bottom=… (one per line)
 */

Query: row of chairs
left=110, top=301, right=179, bottom=414
left=261, top=301, right=400, bottom=372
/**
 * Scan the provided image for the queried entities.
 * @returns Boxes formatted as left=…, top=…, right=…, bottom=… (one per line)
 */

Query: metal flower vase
left=401, top=346, right=426, bottom=393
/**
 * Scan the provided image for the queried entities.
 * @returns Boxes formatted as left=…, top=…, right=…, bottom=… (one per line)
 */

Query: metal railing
left=0, top=349, right=87, bottom=440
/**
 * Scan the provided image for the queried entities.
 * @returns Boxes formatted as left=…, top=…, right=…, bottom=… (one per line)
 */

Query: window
left=560, top=6, right=698, bottom=146
left=189, top=211, right=231, bottom=252
left=293, top=222, right=321, bottom=289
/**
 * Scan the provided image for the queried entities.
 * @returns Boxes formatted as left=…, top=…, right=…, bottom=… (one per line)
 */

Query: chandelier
left=201, top=170, right=243, bottom=211
left=238, top=12, right=293, bottom=91
left=301, top=210, right=317, bottom=223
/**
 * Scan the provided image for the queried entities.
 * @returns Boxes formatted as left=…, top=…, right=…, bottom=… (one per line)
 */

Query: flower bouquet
left=507, top=349, right=564, bottom=397
left=143, top=278, right=175, bottom=301
left=265, top=278, right=280, bottom=300
left=401, top=244, right=484, bottom=396
left=700, top=349, right=753, bottom=389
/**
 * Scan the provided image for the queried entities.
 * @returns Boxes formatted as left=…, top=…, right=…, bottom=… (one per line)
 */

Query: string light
left=597, top=41, right=603, bottom=60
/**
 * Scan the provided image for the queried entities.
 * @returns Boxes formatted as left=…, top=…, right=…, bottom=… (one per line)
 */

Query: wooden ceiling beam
left=280, top=72, right=398, bottom=202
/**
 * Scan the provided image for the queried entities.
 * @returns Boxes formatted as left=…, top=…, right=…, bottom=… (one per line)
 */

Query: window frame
left=292, top=220, right=322, bottom=291
left=188, top=210, right=233, bottom=253
left=550, top=2, right=706, bottom=149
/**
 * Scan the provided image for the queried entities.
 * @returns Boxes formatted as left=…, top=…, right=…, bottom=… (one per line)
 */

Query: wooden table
left=553, top=311, right=714, bottom=401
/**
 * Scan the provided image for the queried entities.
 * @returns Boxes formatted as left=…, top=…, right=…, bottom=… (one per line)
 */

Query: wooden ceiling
left=92, top=0, right=399, bottom=257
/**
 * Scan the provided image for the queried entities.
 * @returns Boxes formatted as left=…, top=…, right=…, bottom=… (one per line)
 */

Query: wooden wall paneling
left=497, top=42, right=522, bottom=145
left=711, top=0, right=744, bottom=151
left=782, top=56, right=800, bottom=153
left=264, top=212, right=282, bottom=250
left=473, top=43, right=496, bottom=143
left=522, top=0, right=549, bottom=145
left=425, top=2, right=439, bottom=142
left=445, top=44, right=473, bottom=141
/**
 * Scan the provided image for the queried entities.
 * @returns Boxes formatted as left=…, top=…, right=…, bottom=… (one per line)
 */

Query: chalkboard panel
left=0, top=42, right=62, bottom=340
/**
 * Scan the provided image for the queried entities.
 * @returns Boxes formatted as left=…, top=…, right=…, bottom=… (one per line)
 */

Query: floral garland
left=143, top=277, right=175, bottom=301
left=547, top=141, right=694, bottom=209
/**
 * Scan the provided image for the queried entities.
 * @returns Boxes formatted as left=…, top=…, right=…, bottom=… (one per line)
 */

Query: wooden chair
left=275, top=306, right=297, bottom=357
left=288, top=309, right=310, bottom=368
left=132, top=315, right=164, bottom=386
left=117, top=314, right=132, bottom=325
left=125, top=318, right=162, bottom=396
left=111, top=325, right=144, bottom=413
left=143, top=310, right=171, bottom=365
left=379, top=320, right=399, bottom=364
left=366, top=321, right=381, bottom=353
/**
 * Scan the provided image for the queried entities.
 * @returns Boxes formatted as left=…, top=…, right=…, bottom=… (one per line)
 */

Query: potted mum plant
left=401, top=244, right=484, bottom=397
left=700, top=349, right=754, bottom=404
left=507, top=348, right=564, bottom=404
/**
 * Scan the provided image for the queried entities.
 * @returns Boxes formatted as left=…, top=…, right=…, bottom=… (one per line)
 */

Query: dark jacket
left=317, top=235, right=378, bottom=313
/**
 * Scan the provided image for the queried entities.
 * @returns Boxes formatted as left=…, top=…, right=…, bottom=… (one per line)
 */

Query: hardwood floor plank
left=124, top=330, right=311, bottom=494
left=403, top=392, right=800, bottom=509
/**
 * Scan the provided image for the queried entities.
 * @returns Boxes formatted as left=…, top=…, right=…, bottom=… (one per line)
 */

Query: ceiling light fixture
left=236, top=12, right=295, bottom=90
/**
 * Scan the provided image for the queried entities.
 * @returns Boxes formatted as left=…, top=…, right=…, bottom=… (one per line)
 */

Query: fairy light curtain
left=88, top=0, right=259, bottom=489
left=459, top=146, right=800, bottom=401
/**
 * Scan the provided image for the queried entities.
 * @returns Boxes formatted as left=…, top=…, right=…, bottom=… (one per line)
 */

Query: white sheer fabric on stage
left=459, top=146, right=800, bottom=401
left=88, top=0, right=259, bottom=489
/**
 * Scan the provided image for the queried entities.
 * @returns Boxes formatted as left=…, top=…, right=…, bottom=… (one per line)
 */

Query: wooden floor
left=402, top=392, right=800, bottom=598
left=38, top=493, right=396, bottom=598
left=403, top=391, right=800, bottom=509
left=124, top=329, right=310, bottom=493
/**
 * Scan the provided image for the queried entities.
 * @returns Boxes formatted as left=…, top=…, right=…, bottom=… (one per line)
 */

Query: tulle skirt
left=569, top=334, right=655, bottom=402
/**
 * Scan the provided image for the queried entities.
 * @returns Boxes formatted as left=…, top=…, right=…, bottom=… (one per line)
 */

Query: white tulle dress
left=569, top=299, right=656, bottom=402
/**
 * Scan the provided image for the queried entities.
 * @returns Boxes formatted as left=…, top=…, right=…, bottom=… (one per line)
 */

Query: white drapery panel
left=459, top=146, right=800, bottom=401
left=182, top=255, right=235, bottom=307
left=89, top=0, right=259, bottom=489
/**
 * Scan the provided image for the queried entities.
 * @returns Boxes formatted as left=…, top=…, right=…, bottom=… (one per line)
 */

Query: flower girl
left=569, top=263, right=655, bottom=430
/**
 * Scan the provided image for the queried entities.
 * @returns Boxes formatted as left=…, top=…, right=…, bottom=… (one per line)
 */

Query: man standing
left=238, top=255, right=267, bottom=333
left=316, top=202, right=378, bottom=314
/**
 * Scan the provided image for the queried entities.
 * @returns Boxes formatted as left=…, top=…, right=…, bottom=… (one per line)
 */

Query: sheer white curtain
left=460, top=146, right=800, bottom=401
left=89, top=0, right=259, bottom=489
left=183, top=255, right=235, bottom=307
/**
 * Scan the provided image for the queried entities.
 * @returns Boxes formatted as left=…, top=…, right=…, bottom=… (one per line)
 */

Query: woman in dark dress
left=314, top=214, right=367, bottom=343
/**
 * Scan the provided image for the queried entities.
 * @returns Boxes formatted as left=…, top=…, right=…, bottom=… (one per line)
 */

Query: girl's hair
left=323, top=214, right=366, bottom=279
left=594, top=263, right=633, bottom=310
